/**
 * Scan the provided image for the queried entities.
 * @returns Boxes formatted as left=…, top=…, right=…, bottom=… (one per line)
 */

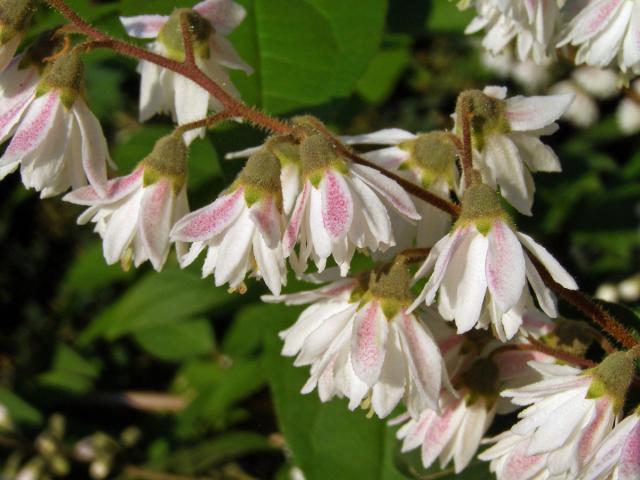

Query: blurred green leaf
left=426, top=1, right=474, bottom=33
left=37, top=344, right=100, bottom=394
left=0, top=389, right=42, bottom=428
left=357, top=46, right=411, bottom=104
left=134, top=317, right=216, bottom=362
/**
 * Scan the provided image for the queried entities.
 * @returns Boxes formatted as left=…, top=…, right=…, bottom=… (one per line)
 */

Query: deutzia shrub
left=1, top=1, right=639, bottom=479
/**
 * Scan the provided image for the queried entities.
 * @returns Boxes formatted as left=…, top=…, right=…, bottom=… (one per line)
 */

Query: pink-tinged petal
left=350, top=163, right=420, bottom=221
left=421, top=401, right=465, bottom=467
left=171, top=188, right=244, bottom=242
left=284, top=182, right=310, bottom=254
left=249, top=194, right=281, bottom=249
left=484, top=85, right=508, bottom=100
left=139, top=179, right=174, bottom=271
left=577, top=398, right=615, bottom=466
left=371, top=328, right=405, bottom=418
left=102, top=191, right=142, bottom=264
left=501, top=441, right=547, bottom=480
left=620, top=417, right=640, bottom=480
left=0, top=36, right=21, bottom=72
left=505, top=93, right=575, bottom=131
left=351, top=301, right=388, bottom=387
left=517, top=232, right=578, bottom=290
left=400, top=414, right=435, bottom=452
left=453, top=233, right=489, bottom=333
left=210, top=34, right=253, bottom=73
left=0, top=91, right=60, bottom=167
left=363, top=147, right=410, bottom=171
left=340, top=128, right=417, bottom=145
left=193, top=0, right=246, bottom=34
left=120, top=15, right=167, bottom=38
left=563, top=0, right=623, bottom=44
left=320, top=170, right=354, bottom=239
left=396, top=313, right=442, bottom=412
left=63, top=167, right=143, bottom=206
left=486, top=220, right=526, bottom=312
left=73, top=99, right=108, bottom=196
left=264, top=278, right=356, bottom=305
left=581, top=415, right=637, bottom=480
left=0, top=83, right=35, bottom=142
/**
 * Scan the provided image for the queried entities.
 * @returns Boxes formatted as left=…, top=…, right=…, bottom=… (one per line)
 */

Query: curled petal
left=340, top=128, right=417, bottom=145
left=517, top=232, right=578, bottom=290
left=249, top=194, right=282, bottom=249
left=505, top=93, right=574, bottom=132
left=64, top=167, right=143, bottom=206
left=73, top=99, right=109, bottom=196
left=140, top=180, right=174, bottom=271
left=193, top=0, right=246, bottom=34
left=120, top=15, right=168, bottom=38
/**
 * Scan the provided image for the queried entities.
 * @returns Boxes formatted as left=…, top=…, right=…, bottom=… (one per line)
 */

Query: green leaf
left=79, top=266, right=233, bottom=344
left=426, top=1, right=474, bottom=33
left=229, top=0, right=388, bottom=114
left=37, top=344, right=100, bottom=394
left=0, top=389, right=42, bottom=428
left=262, top=304, right=407, bottom=480
left=134, top=317, right=216, bottom=362
left=357, top=46, right=411, bottom=104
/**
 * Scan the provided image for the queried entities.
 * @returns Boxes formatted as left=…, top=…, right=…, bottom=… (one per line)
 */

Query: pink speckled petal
left=320, top=170, right=354, bottom=239
left=171, top=188, right=244, bottom=242
left=284, top=182, right=310, bottom=254
left=249, top=194, right=281, bottom=249
left=63, top=167, right=143, bottom=206
left=620, top=417, right=640, bottom=480
left=351, top=301, right=387, bottom=387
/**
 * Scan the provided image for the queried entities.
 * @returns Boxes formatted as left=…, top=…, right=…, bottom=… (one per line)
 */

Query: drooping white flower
left=265, top=262, right=449, bottom=418
left=581, top=408, right=640, bottom=480
left=617, top=79, right=640, bottom=134
left=171, top=148, right=287, bottom=295
left=284, top=134, right=420, bottom=276
left=64, top=134, right=190, bottom=271
left=0, top=0, right=37, bottom=72
left=558, top=0, right=640, bottom=74
left=456, top=86, right=573, bottom=215
left=0, top=50, right=109, bottom=198
left=341, top=129, right=457, bottom=249
left=465, top=0, right=560, bottom=63
left=411, top=183, right=578, bottom=340
left=120, top=0, right=252, bottom=143
left=481, top=351, right=638, bottom=479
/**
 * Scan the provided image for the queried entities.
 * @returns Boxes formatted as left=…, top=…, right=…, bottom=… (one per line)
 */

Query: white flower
left=457, top=86, right=573, bottom=215
left=0, top=52, right=109, bottom=198
left=481, top=51, right=553, bottom=93
left=171, top=148, right=287, bottom=295
left=465, top=0, right=560, bottom=63
left=581, top=409, right=640, bottom=480
left=411, top=184, right=578, bottom=340
left=120, top=0, right=252, bottom=143
left=340, top=129, right=457, bottom=249
left=558, top=0, right=640, bottom=73
left=617, top=79, right=640, bottom=134
left=285, top=134, right=420, bottom=276
left=265, top=262, right=449, bottom=418
left=481, top=353, right=637, bottom=479
left=64, top=135, right=190, bottom=271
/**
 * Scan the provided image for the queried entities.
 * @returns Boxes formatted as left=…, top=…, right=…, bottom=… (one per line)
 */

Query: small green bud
left=36, top=51, right=84, bottom=108
left=299, top=134, right=348, bottom=186
left=403, top=131, right=459, bottom=189
left=141, top=134, right=189, bottom=193
left=587, top=351, right=637, bottom=413
left=456, top=90, right=509, bottom=151
left=456, top=183, right=511, bottom=234
left=0, top=0, right=37, bottom=45
left=238, top=148, right=283, bottom=208
left=158, top=8, right=213, bottom=61
left=367, top=261, right=413, bottom=319
left=460, top=358, right=500, bottom=403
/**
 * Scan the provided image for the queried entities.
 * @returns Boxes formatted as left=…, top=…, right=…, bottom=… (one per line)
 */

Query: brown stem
left=176, top=111, right=235, bottom=133
left=459, top=105, right=481, bottom=187
left=179, top=12, right=196, bottom=67
left=528, top=253, right=638, bottom=349
left=491, top=342, right=596, bottom=369
left=624, top=86, right=640, bottom=106
left=398, top=248, right=431, bottom=264
left=44, top=0, right=293, bottom=136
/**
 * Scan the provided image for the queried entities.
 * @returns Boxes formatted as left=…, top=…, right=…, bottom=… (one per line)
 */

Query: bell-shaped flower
left=464, top=0, right=560, bottom=64
left=265, top=261, right=449, bottom=419
left=558, top=0, right=640, bottom=74
left=581, top=407, right=640, bottom=480
left=480, top=351, right=638, bottom=479
left=455, top=86, right=573, bottom=215
left=411, top=184, right=578, bottom=340
left=0, top=0, right=37, bottom=71
left=341, top=129, right=457, bottom=248
left=284, top=134, right=420, bottom=275
left=120, top=0, right=252, bottom=144
left=0, top=49, right=109, bottom=197
left=171, top=148, right=287, bottom=295
left=617, top=78, right=640, bottom=134
left=64, top=134, right=190, bottom=271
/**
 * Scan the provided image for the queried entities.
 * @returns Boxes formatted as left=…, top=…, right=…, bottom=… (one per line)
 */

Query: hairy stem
left=179, top=12, right=196, bottom=67
left=176, top=111, right=235, bottom=133
left=458, top=103, right=481, bottom=187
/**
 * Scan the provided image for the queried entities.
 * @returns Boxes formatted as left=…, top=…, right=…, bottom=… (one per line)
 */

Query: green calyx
left=141, top=134, right=189, bottom=193
left=364, top=261, right=413, bottom=320
left=236, top=149, right=283, bottom=209
left=460, top=358, right=500, bottom=406
left=402, top=131, right=458, bottom=189
left=0, top=0, right=37, bottom=45
left=456, top=90, right=510, bottom=151
left=36, top=51, right=84, bottom=109
left=266, top=137, right=301, bottom=167
left=299, top=134, right=348, bottom=187
left=158, top=8, right=213, bottom=62
left=456, top=183, right=512, bottom=235
left=587, top=351, right=637, bottom=413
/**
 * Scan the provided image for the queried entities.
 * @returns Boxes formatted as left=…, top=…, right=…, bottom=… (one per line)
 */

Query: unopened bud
left=588, top=351, right=637, bottom=413
left=405, top=131, right=459, bottom=188
left=158, top=8, right=213, bottom=61
left=141, top=134, right=188, bottom=193
left=0, top=0, right=37, bottom=45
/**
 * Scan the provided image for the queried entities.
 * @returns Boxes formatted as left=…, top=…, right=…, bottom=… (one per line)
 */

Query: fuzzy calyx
left=456, top=90, right=509, bottom=151
left=267, top=137, right=301, bottom=167
left=299, top=134, right=347, bottom=186
left=587, top=351, right=637, bottom=413
left=366, top=261, right=413, bottom=319
left=141, top=134, right=189, bottom=193
left=237, top=149, right=283, bottom=209
left=404, top=131, right=459, bottom=188
left=456, top=183, right=512, bottom=235
left=36, top=51, right=85, bottom=108
left=158, top=8, right=213, bottom=61
left=0, top=0, right=36, bottom=45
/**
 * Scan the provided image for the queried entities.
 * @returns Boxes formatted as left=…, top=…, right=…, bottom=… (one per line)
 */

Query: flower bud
left=588, top=351, right=637, bottom=413
left=36, top=51, right=84, bottom=108
left=158, top=8, right=213, bottom=61
left=0, top=0, right=36, bottom=45
left=403, top=131, right=459, bottom=189
left=141, top=134, right=188, bottom=193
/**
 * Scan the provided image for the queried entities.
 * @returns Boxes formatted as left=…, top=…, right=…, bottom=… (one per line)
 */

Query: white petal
left=120, top=15, right=167, bottom=38
left=505, top=94, right=575, bottom=131
left=350, top=301, right=388, bottom=387
left=73, top=99, right=109, bottom=196
left=139, top=179, right=174, bottom=271
left=193, top=0, right=246, bottom=34
left=517, top=232, right=578, bottom=290
left=452, top=233, right=489, bottom=333
left=253, top=234, right=285, bottom=296
left=486, top=220, right=526, bottom=312
left=340, top=128, right=417, bottom=145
